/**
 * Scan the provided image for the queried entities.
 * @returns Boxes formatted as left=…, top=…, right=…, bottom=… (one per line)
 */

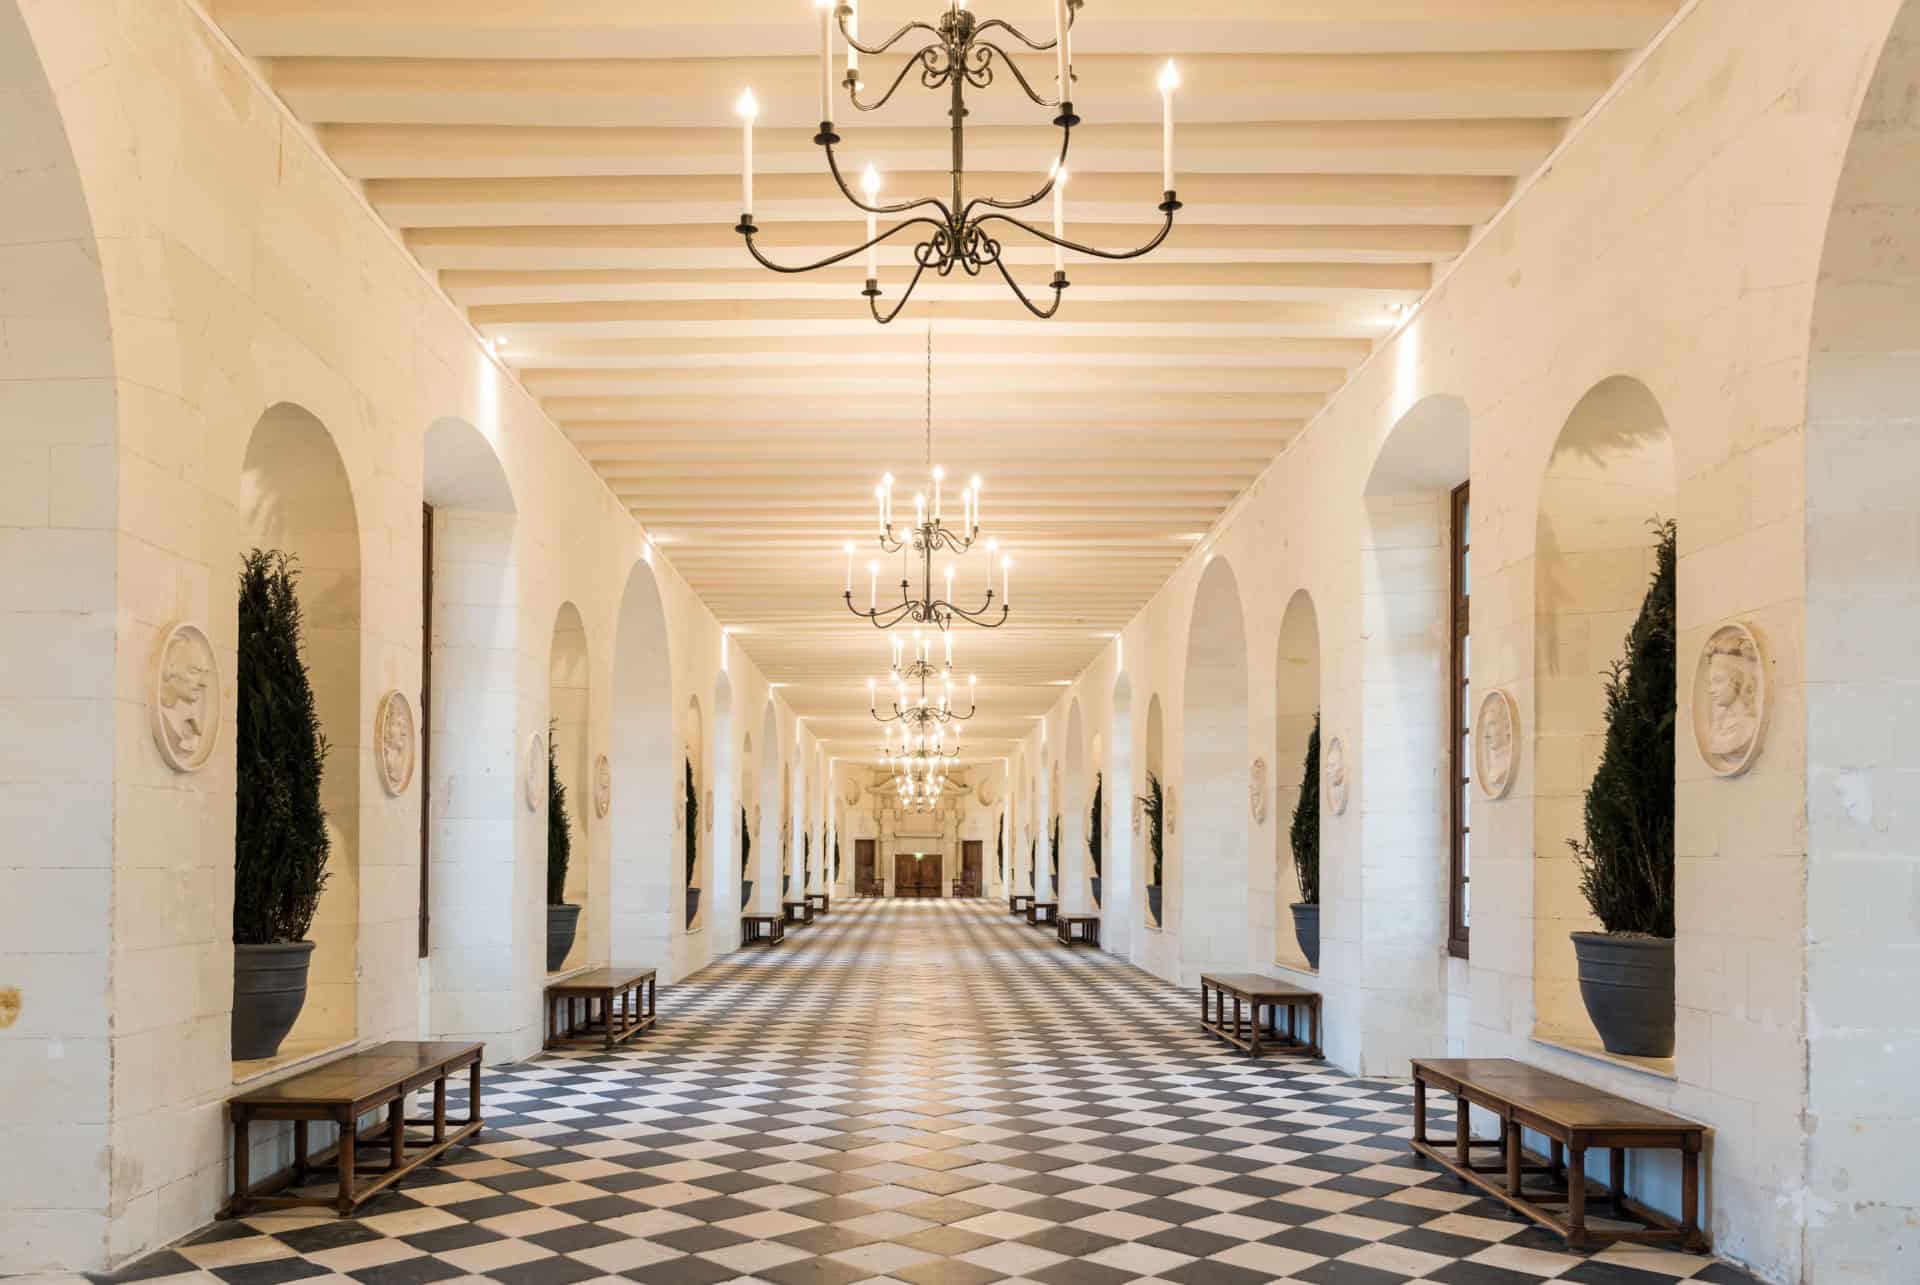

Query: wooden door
left=961, top=841, right=984, bottom=897
left=893, top=853, right=920, bottom=897
left=855, top=839, right=877, bottom=894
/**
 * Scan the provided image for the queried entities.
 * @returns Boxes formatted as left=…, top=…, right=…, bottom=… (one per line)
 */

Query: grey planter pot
left=232, top=941, right=315, bottom=1061
left=1290, top=902, right=1321, bottom=970
left=1146, top=884, right=1163, bottom=926
left=546, top=903, right=581, bottom=973
left=1572, top=932, right=1675, bottom=1058
left=783, top=874, right=791, bottom=894
left=741, top=879, right=754, bottom=910
left=1090, top=876, right=1102, bottom=907
left=686, top=887, right=702, bottom=928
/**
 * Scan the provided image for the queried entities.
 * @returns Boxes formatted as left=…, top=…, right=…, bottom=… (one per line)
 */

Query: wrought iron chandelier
left=842, top=324, right=1009, bottom=631
left=871, top=630, right=977, bottom=730
left=733, top=0, right=1182, bottom=321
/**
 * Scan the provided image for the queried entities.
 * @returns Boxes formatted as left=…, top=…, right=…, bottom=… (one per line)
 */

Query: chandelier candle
left=862, top=165, right=881, bottom=280
left=1159, top=61, right=1180, bottom=191
left=735, top=90, right=757, bottom=216
left=738, top=0, right=1179, bottom=321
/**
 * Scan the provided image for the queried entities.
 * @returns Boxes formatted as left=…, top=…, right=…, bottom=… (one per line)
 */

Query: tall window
left=1448, top=483, right=1470, bottom=958
left=419, top=503, right=433, bottom=958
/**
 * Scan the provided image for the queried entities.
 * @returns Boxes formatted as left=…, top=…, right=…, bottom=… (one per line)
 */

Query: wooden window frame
left=1448, top=482, right=1471, bottom=959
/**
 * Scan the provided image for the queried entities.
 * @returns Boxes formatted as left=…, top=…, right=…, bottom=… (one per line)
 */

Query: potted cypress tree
left=1569, top=520, right=1678, bottom=1057
left=546, top=723, right=580, bottom=971
left=1050, top=815, right=1061, bottom=891
left=831, top=831, right=839, bottom=889
left=1028, top=838, right=1037, bottom=893
left=1289, top=715, right=1321, bottom=968
left=684, top=759, right=700, bottom=927
left=802, top=831, right=811, bottom=893
left=995, top=816, right=1005, bottom=888
left=1139, top=773, right=1165, bottom=926
left=233, top=550, right=331, bottom=1061
left=1088, top=774, right=1104, bottom=907
left=740, top=805, right=753, bottom=909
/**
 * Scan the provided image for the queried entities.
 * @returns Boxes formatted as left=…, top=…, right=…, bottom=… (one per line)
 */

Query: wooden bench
left=1199, top=973, right=1321, bottom=1058
left=1410, top=1057, right=1706, bottom=1252
left=228, top=1041, right=483, bottom=1217
left=1026, top=899, right=1058, bottom=926
left=1056, top=913, right=1100, bottom=948
left=806, top=892, right=830, bottom=916
left=544, top=966, right=656, bottom=1051
left=1009, top=893, right=1034, bottom=915
left=782, top=899, right=814, bottom=926
left=742, top=913, right=785, bottom=946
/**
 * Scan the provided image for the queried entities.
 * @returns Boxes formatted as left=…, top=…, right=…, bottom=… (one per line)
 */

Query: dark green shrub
left=1289, top=715, right=1320, bottom=906
left=547, top=721, right=572, bottom=904
left=741, top=806, right=751, bottom=877
left=1088, top=774, right=1103, bottom=878
left=684, top=759, right=698, bottom=888
left=234, top=549, right=331, bottom=945
left=1138, top=772, right=1165, bottom=887
left=1570, top=520, right=1678, bottom=937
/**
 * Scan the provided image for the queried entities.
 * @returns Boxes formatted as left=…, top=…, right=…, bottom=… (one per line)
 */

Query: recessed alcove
left=1273, top=589, right=1321, bottom=974
left=1142, top=694, right=1165, bottom=934
left=1180, top=557, right=1251, bottom=984
left=547, top=602, right=591, bottom=973
left=610, top=560, right=673, bottom=967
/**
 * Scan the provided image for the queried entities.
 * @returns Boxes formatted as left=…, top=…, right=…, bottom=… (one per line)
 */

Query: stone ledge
left=1529, top=1027, right=1678, bottom=1081
left=231, top=1035, right=363, bottom=1089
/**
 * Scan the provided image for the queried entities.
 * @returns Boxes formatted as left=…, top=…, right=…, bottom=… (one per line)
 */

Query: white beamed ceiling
left=210, top=0, right=1680, bottom=765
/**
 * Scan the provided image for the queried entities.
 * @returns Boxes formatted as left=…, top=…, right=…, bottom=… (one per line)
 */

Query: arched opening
left=1180, top=557, right=1251, bottom=985
left=1804, top=10, right=1920, bottom=1264
left=1144, top=694, right=1165, bottom=932
left=709, top=671, right=735, bottom=942
left=547, top=603, right=591, bottom=972
left=1274, top=590, right=1321, bottom=972
left=757, top=702, right=781, bottom=908
left=421, top=419, right=518, bottom=1040
left=1108, top=672, right=1135, bottom=955
left=1349, top=392, right=1471, bottom=1071
left=238, top=403, right=363, bottom=1060
left=1061, top=702, right=1088, bottom=911
left=610, top=560, right=673, bottom=970
left=684, top=695, right=705, bottom=934
left=1531, top=376, right=1675, bottom=1051
left=738, top=730, right=754, bottom=912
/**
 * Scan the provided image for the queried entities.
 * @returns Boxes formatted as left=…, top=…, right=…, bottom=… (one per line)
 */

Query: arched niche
left=238, top=402, right=363, bottom=1055
left=1274, top=589, right=1321, bottom=972
left=1531, top=375, right=1674, bottom=1047
left=684, top=694, right=704, bottom=932
left=610, top=560, right=673, bottom=967
left=547, top=602, right=590, bottom=971
left=421, top=418, right=518, bottom=1039
left=1107, top=672, right=1135, bottom=951
left=757, top=702, right=781, bottom=908
left=709, top=670, right=734, bottom=932
left=1144, top=693, right=1165, bottom=929
left=1062, top=701, right=1088, bottom=910
left=1180, top=557, right=1252, bottom=984
left=1803, top=9, right=1920, bottom=1268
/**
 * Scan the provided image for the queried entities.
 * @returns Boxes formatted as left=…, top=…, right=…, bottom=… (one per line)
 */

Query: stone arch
left=239, top=402, right=364, bottom=1055
left=611, top=559, right=674, bottom=969
left=684, top=693, right=705, bottom=933
left=1180, top=557, right=1252, bottom=985
left=757, top=701, right=781, bottom=908
left=421, top=419, right=519, bottom=1039
left=1062, top=700, right=1088, bottom=910
left=1531, top=376, right=1675, bottom=1048
left=547, top=603, right=591, bottom=971
left=1274, top=589, right=1321, bottom=972
left=1144, top=693, right=1165, bottom=932
left=1800, top=9, right=1920, bottom=1265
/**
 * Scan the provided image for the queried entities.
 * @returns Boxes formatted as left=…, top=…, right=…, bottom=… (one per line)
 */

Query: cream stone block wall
left=0, top=0, right=794, bottom=1272
left=1034, top=2, right=1915, bottom=1279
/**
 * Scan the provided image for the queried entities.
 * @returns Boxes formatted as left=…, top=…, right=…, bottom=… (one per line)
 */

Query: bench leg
left=1610, top=1147, right=1626, bottom=1211
left=433, top=1076, right=447, bottom=1145
left=604, top=989, right=617, bottom=1050
left=337, top=1115, right=357, bottom=1216
left=1567, top=1143, right=1588, bottom=1248
left=1550, top=1138, right=1564, bottom=1182
left=1504, top=1118, right=1521, bottom=1195
left=1413, top=1075, right=1427, bottom=1146
left=469, top=1057, right=483, bottom=1130
left=1455, top=1095, right=1471, bottom=1170
left=1682, top=1138, right=1701, bottom=1249
left=389, top=1098, right=407, bottom=1173
left=232, top=1114, right=251, bottom=1213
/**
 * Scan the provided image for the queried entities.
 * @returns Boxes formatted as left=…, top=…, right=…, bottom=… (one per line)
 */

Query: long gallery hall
left=1, top=3, right=1914, bottom=1285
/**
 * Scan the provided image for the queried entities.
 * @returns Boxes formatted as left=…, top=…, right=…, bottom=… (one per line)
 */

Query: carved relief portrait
left=1166, top=786, right=1177, bottom=835
left=151, top=623, right=220, bottom=773
left=1474, top=689, right=1518, bottom=800
left=1132, top=793, right=1143, bottom=836
left=593, top=753, right=611, bottom=818
left=375, top=689, right=416, bottom=796
left=1693, top=623, right=1767, bottom=777
left=704, top=789, right=714, bottom=832
left=1249, top=757, right=1268, bottom=825
left=524, top=733, right=544, bottom=811
left=1326, top=736, right=1349, bottom=816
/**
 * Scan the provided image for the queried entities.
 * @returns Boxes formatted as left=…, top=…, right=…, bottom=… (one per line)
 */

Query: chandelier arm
left=740, top=216, right=947, bottom=276
left=821, top=139, right=951, bottom=219
left=968, top=17, right=1061, bottom=52
left=960, top=122, right=1071, bottom=218
left=970, top=41, right=1058, bottom=108
left=975, top=198, right=1180, bottom=261
left=845, top=41, right=946, bottom=113
left=868, top=257, right=931, bottom=325
left=990, top=255, right=1066, bottom=320
left=835, top=9, right=943, bottom=58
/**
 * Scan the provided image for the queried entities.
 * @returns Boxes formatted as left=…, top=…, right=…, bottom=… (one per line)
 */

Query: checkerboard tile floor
left=87, top=898, right=1760, bottom=1285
